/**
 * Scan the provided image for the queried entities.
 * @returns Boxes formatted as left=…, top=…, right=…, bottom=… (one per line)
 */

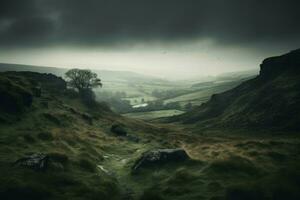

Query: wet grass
left=0, top=75, right=299, bottom=200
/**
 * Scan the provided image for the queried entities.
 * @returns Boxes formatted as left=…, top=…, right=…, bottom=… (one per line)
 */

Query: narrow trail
left=97, top=139, right=153, bottom=200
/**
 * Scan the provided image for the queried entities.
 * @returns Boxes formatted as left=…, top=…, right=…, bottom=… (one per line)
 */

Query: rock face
left=0, top=71, right=67, bottom=116
left=14, top=153, right=49, bottom=171
left=132, top=148, right=189, bottom=172
left=260, top=49, right=300, bottom=79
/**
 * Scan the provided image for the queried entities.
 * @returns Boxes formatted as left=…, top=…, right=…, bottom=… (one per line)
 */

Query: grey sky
left=0, top=0, right=299, bottom=78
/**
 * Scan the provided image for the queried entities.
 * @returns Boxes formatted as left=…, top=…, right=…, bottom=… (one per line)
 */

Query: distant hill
left=171, top=49, right=300, bottom=131
left=215, top=69, right=258, bottom=81
left=0, top=63, right=66, bottom=76
left=0, top=63, right=166, bottom=84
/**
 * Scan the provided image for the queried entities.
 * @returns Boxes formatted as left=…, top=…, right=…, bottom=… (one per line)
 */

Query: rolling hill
left=171, top=49, right=300, bottom=131
left=0, top=59, right=300, bottom=200
left=0, top=70, right=167, bottom=199
left=0, top=63, right=166, bottom=85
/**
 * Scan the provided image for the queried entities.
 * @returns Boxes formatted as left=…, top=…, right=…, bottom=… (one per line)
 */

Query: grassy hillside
left=171, top=49, right=300, bottom=131
left=1, top=65, right=299, bottom=200
left=0, top=63, right=256, bottom=118
left=163, top=80, right=247, bottom=107
left=0, top=71, right=166, bottom=199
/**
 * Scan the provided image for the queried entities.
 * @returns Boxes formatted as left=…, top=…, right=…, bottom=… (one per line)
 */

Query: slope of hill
left=0, top=71, right=166, bottom=199
left=172, top=49, right=300, bottom=131
left=0, top=66, right=300, bottom=200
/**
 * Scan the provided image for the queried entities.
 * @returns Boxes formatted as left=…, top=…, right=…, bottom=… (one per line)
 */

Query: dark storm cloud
left=0, top=0, right=299, bottom=47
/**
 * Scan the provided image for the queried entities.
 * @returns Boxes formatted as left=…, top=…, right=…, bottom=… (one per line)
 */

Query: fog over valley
left=0, top=1, right=300, bottom=200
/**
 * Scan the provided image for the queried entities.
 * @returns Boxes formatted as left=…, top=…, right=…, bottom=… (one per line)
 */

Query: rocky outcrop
left=260, top=49, right=300, bottom=79
left=132, top=148, right=189, bottom=172
left=14, top=153, right=49, bottom=171
left=172, top=49, right=300, bottom=131
left=3, top=71, right=67, bottom=93
left=0, top=71, right=67, bottom=115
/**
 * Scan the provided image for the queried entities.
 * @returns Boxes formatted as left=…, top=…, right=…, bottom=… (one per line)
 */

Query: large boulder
left=132, top=148, right=189, bottom=172
left=14, top=153, right=49, bottom=171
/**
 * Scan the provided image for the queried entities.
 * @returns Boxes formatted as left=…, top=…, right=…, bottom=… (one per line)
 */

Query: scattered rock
left=14, top=153, right=49, bottom=171
left=132, top=148, right=189, bottom=172
left=111, top=124, right=127, bottom=136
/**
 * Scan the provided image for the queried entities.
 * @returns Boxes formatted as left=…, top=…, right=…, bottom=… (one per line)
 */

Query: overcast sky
left=0, top=0, right=299, bottom=79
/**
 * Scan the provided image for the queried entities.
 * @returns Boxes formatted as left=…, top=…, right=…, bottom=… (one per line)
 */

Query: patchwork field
left=163, top=81, right=243, bottom=106
left=123, top=109, right=185, bottom=120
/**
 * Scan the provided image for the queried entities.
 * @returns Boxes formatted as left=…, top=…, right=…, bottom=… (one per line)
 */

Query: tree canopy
left=65, top=69, right=102, bottom=92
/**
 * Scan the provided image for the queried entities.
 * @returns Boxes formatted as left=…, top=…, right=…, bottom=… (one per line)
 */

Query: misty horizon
left=1, top=0, right=299, bottom=79
left=1, top=1, right=300, bottom=200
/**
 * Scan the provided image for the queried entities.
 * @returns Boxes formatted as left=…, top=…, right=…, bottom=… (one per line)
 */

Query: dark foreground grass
left=0, top=72, right=300, bottom=200
left=225, top=165, right=300, bottom=200
left=0, top=158, right=121, bottom=200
